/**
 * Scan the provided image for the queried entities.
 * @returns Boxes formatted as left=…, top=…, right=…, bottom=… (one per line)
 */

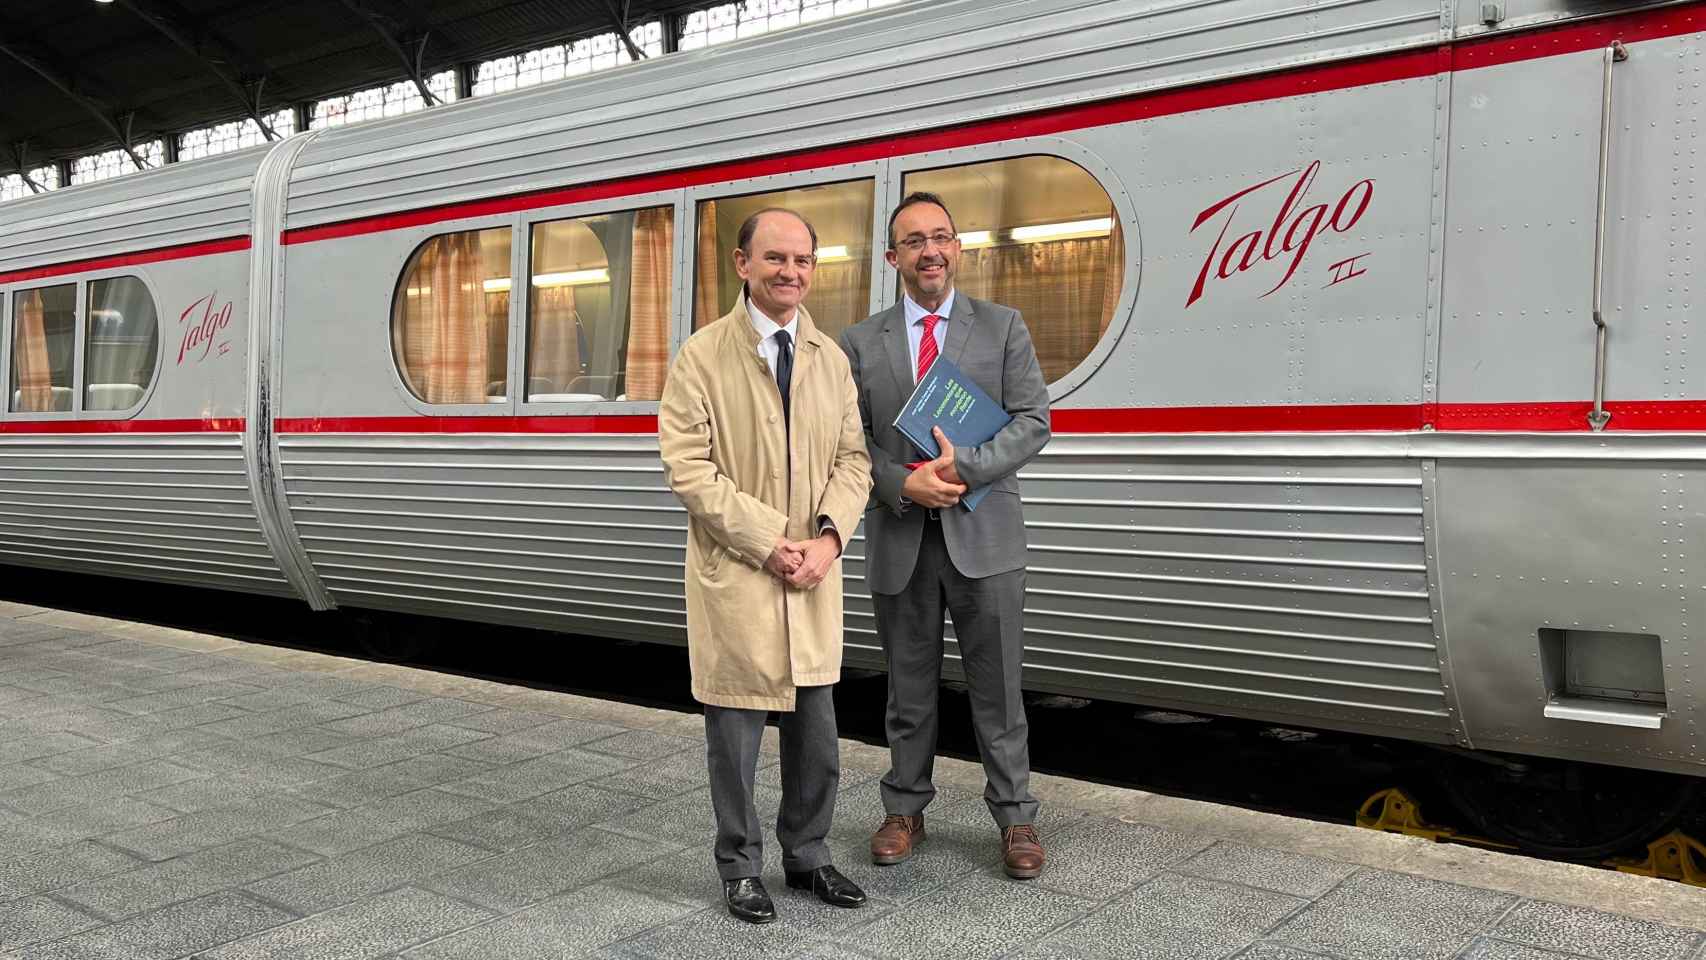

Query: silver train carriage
left=0, top=0, right=1701, bottom=854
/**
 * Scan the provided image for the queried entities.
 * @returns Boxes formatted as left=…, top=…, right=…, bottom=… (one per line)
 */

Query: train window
left=526, top=206, right=674, bottom=402
left=392, top=227, right=512, bottom=405
left=693, top=179, right=875, bottom=340
left=10, top=284, right=75, bottom=413
left=84, top=277, right=159, bottom=412
left=901, top=156, right=1124, bottom=383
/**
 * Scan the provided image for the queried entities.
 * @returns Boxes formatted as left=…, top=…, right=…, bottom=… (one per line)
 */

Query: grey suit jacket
left=838, top=294, right=1051, bottom=594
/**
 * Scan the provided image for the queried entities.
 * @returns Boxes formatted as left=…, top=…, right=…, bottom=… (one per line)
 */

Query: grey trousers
left=873, top=518, right=1039, bottom=828
left=704, top=683, right=838, bottom=881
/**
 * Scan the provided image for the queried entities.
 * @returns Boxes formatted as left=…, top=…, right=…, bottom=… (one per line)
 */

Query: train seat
left=11, top=386, right=72, bottom=412
left=85, top=383, right=144, bottom=411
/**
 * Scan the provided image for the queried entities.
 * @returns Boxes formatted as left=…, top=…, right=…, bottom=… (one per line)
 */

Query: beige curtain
left=527, top=287, right=580, bottom=396
left=804, top=261, right=863, bottom=342
left=959, top=235, right=1114, bottom=383
left=694, top=200, right=722, bottom=329
left=1101, top=215, right=1125, bottom=335
left=397, top=232, right=493, bottom=403
left=13, top=290, right=52, bottom=412
left=624, top=207, right=673, bottom=400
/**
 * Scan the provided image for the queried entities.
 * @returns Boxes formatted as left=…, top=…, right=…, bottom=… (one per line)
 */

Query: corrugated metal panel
left=0, top=436, right=294, bottom=595
left=282, top=432, right=1447, bottom=734
left=278, top=434, right=687, bottom=637
left=285, top=0, right=1444, bottom=227
left=0, top=148, right=265, bottom=274
left=843, top=442, right=1449, bottom=734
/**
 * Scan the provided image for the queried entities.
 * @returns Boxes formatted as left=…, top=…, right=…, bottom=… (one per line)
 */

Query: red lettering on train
left=178, top=293, right=234, bottom=365
left=1186, top=161, right=1374, bottom=307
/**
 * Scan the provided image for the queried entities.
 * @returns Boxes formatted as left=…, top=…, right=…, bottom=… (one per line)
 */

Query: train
left=0, top=0, right=1702, bottom=859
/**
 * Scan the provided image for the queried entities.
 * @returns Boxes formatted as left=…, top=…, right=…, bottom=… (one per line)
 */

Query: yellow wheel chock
left=1356, top=787, right=1455, bottom=842
left=1610, top=831, right=1706, bottom=887
left=1354, top=787, right=1516, bottom=850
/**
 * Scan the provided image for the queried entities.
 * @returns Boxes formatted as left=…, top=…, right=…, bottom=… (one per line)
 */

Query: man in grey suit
left=838, top=192, right=1052, bottom=879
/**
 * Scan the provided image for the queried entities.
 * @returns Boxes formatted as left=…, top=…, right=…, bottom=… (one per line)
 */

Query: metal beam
left=335, top=0, right=446, bottom=106
left=115, top=0, right=280, bottom=139
left=602, top=0, right=649, bottom=62
left=661, top=11, right=684, bottom=54
left=0, top=31, right=149, bottom=172
left=9, top=142, right=44, bottom=194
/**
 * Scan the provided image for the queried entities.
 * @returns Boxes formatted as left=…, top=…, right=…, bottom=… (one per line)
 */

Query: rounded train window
left=85, top=276, right=159, bottom=412
left=392, top=226, right=513, bottom=405
left=900, top=156, right=1125, bottom=383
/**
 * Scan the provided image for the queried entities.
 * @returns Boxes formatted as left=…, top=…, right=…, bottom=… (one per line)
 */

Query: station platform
left=0, top=600, right=1703, bottom=960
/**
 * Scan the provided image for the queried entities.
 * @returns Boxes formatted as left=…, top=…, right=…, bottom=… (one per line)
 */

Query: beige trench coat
left=658, top=302, right=872, bottom=711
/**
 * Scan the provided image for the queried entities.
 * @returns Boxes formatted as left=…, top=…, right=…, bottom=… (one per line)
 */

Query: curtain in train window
left=693, top=180, right=874, bottom=341
left=392, top=227, right=512, bottom=404
left=526, top=205, right=674, bottom=402
left=901, top=156, right=1125, bottom=383
left=85, top=276, right=159, bottom=412
left=10, top=284, right=75, bottom=413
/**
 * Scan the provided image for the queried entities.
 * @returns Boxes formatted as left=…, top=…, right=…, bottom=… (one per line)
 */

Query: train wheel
left=350, top=611, right=440, bottom=663
left=1435, top=752, right=1703, bottom=860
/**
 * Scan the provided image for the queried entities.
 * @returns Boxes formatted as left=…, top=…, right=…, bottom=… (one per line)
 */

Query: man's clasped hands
left=765, top=428, right=968, bottom=589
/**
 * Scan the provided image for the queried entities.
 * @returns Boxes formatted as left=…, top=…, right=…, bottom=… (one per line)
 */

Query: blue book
left=891, top=355, right=1011, bottom=512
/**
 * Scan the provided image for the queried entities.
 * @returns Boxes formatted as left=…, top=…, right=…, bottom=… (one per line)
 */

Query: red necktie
left=907, top=315, right=944, bottom=472
left=916, top=314, right=941, bottom=382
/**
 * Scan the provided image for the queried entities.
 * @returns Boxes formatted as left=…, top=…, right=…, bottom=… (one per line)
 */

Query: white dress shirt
left=903, top=289, right=955, bottom=382
left=745, top=295, right=799, bottom=378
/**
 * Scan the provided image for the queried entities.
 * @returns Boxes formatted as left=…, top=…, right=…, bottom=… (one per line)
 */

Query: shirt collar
left=745, top=293, right=799, bottom=343
left=903, top=289, right=955, bottom=327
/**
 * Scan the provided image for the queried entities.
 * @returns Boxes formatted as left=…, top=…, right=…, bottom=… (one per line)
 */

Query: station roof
left=0, top=0, right=703, bottom=167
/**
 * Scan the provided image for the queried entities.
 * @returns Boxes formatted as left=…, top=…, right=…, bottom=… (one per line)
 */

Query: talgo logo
left=178, top=292, right=234, bottom=365
left=1185, top=160, right=1374, bottom=308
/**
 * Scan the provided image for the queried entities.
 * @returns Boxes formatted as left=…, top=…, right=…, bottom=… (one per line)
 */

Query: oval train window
left=392, top=227, right=513, bottom=405
left=901, top=156, right=1124, bottom=384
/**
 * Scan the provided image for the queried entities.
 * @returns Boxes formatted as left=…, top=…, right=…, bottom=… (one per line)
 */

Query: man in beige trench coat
left=659, top=208, right=873, bottom=924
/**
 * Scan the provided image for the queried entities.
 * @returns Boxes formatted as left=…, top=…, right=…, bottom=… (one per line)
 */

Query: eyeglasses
left=894, top=232, right=959, bottom=253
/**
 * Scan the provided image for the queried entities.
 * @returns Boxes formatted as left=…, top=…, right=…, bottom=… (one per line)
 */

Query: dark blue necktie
left=774, top=330, right=793, bottom=427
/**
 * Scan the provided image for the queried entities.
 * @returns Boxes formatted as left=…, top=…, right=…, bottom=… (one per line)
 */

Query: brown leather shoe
left=1002, top=824, right=1045, bottom=879
left=870, top=814, right=925, bottom=865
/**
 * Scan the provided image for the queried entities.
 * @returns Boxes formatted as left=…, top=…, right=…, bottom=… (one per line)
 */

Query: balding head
left=733, top=206, right=817, bottom=323
left=737, top=207, right=819, bottom=254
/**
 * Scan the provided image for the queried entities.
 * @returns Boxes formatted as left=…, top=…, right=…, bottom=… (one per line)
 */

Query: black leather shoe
left=784, top=865, right=868, bottom=908
left=723, top=877, right=776, bottom=923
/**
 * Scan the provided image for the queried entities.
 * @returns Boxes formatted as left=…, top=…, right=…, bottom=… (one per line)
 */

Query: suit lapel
left=945, top=293, right=975, bottom=364
left=880, top=304, right=913, bottom=399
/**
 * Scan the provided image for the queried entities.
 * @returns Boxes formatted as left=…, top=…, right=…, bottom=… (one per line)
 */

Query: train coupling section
left=1355, top=787, right=1515, bottom=851
left=1610, top=831, right=1706, bottom=887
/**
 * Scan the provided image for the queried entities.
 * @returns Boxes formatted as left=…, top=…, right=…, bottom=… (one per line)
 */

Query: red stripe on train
left=0, top=417, right=246, bottom=434
left=0, top=237, right=251, bottom=286
left=1058, top=402, right=1706, bottom=432
left=268, top=403, right=1706, bottom=435
left=278, top=0, right=1706, bottom=246
left=1051, top=404, right=1425, bottom=433
left=272, top=415, right=660, bottom=434
left=11, top=403, right=1706, bottom=436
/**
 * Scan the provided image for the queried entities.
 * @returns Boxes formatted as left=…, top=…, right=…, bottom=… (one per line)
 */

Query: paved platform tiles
left=0, top=599, right=1702, bottom=960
